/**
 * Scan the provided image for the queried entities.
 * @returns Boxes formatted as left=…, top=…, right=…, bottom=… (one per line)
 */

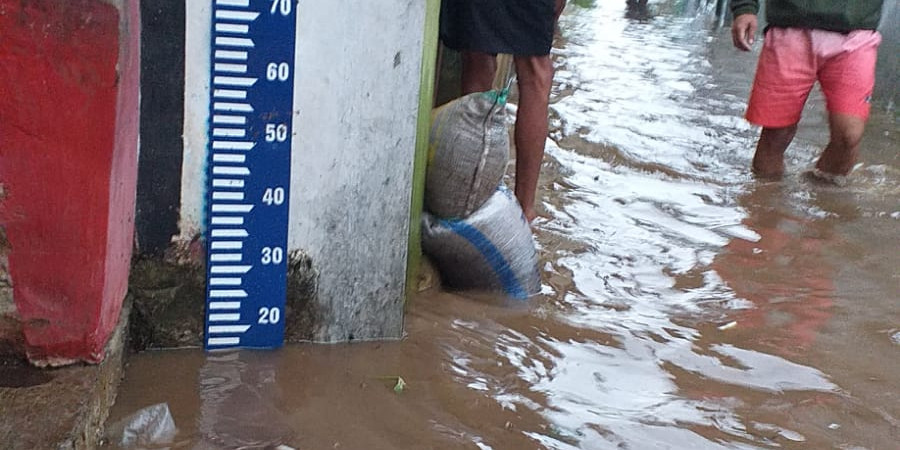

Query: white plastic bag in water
left=105, top=403, right=177, bottom=448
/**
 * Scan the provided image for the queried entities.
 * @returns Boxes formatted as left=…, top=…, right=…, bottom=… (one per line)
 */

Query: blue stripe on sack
left=439, top=219, right=528, bottom=300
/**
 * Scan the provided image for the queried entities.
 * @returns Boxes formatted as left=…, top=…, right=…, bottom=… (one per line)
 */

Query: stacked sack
left=422, top=87, right=541, bottom=300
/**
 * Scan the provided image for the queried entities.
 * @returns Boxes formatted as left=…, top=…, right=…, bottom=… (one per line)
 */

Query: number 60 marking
left=266, top=62, right=290, bottom=82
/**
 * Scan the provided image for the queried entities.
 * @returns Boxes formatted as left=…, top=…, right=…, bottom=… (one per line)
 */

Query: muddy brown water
left=108, top=2, right=899, bottom=449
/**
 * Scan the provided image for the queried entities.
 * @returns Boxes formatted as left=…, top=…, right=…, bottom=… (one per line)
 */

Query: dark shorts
left=440, top=0, right=557, bottom=56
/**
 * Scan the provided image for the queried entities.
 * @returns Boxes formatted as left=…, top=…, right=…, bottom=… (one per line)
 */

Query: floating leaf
left=393, top=377, right=407, bottom=394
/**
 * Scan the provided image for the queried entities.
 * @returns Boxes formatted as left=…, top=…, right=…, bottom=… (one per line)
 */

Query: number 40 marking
left=262, top=187, right=285, bottom=206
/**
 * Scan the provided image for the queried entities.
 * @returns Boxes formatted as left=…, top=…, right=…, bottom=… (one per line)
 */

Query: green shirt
left=731, top=0, right=884, bottom=32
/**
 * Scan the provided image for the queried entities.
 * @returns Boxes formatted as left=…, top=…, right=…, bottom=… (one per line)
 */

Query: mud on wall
left=128, top=247, right=319, bottom=350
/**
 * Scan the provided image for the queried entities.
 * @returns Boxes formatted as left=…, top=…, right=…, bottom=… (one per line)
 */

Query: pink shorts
left=746, top=27, right=882, bottom=128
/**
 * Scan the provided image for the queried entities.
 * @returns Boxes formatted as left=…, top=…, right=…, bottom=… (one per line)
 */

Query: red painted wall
left=0, top=0, right=140, bottom=365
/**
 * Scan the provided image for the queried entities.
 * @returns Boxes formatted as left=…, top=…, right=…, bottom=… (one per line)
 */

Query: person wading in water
left=731, top=0, right=886, bottom=180
left=440, top=0, right=567, bottom=222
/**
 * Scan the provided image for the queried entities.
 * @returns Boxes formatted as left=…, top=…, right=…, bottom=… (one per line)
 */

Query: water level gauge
left=204, top=0, right=297, bottom=350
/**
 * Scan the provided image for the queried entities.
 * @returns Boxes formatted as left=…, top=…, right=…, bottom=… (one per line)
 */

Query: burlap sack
left=425, top=89, right=510, bottom=219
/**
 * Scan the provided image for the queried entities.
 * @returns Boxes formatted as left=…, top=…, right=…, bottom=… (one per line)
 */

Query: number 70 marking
left=270, top=0, right=291, bottom=16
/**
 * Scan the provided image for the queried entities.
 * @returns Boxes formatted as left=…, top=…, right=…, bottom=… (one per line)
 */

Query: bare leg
left=555, top=0, right=567, bottom=19
left=815, top=113, right=866, bottom=176
left=752, top=125, right=798, bottom=178
left=513, top=55, right=553, bottom=222
left=460, top=51, right=496, bottom=95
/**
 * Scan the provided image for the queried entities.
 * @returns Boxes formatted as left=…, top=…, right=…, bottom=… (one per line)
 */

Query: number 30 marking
left=261, top=246, right=284, bottom=265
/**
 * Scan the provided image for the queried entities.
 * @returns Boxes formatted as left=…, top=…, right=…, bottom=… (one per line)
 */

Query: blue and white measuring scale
left=203, top=0, right=296, bottom=350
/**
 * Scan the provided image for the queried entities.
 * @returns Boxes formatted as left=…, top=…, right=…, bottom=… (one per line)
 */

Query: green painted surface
left=406, top=0, right=441, bottom=303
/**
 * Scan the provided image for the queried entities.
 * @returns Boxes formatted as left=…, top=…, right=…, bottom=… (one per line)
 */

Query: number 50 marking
left=270, top=0, right=291, bottom=15
left=265, top=123, right=289, bottom=142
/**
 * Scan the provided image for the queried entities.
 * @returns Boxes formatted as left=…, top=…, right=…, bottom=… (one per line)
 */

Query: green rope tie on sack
left=481, top=87, right=510, bottom=106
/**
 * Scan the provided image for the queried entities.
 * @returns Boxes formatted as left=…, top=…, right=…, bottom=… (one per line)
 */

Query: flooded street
left=108, top=1, right=898, bottom=449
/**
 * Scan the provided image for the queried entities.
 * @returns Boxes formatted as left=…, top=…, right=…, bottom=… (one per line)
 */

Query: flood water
left=108, top=1, right=899, bottom=448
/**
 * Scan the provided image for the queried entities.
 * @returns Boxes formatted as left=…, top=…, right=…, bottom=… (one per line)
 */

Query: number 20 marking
left=258, top=307, right=281, bottom=324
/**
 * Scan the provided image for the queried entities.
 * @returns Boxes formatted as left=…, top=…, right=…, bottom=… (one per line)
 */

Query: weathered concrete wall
left=0, top=0, right=140, bottom=365
left=132, top=0, right=430, bottom=346
left=875, top=0, right=898, bottom=110
left=287, top=0, right=425, bottom=341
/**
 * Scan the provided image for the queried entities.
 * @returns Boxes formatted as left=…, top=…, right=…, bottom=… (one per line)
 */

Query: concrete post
left=0, top=0, right=140, bottom=365
left=130, top=0, right=434, bottom=348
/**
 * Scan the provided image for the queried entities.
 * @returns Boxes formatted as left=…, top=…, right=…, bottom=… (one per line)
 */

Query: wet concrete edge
left=127, top=250, right=439, bottom=349
left=0, top=296, right=131, bottom=449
